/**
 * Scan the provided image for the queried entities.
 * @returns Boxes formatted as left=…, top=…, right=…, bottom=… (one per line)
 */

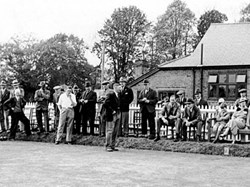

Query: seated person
left=154, top=95, right=181, bottom=142
left=220, top=98, right=250, bottom=144
left=212, top=101, right=230, bottom=143
left=182, top=98, right=203, bottom=142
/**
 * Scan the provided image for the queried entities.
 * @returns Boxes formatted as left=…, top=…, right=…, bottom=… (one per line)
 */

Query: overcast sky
left=0, top=0, right=249, bottom=65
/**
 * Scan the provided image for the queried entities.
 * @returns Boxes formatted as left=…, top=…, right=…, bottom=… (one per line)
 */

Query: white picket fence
left=22, top=103, right=250, bottom=142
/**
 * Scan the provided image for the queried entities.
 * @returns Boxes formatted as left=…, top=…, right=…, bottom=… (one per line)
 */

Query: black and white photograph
left=0, top=0, right=250, bottom=186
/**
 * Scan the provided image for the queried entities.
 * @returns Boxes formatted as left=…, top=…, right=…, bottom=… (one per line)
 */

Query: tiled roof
left=159, top=23, right=250, bottom=68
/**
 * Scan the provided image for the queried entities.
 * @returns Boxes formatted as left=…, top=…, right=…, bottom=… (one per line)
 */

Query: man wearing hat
left=182, top=98, right=203, bottom=142
left=52, top=85, right=62, bottom=131
left=118, top=77, right=134, bottom=137
left=79, top=81, right=97, bottom=135
left=97, top=80, right=111, bottom=137
left=0, top=80, right=10, bottom=132
left=34, top=81, right=51, bottom=133
left=176, top=90, right=186, bottom=107
left=194, top=89, right=208, bottom=108
left=72, top=84, right=82, bottom=134
left=138, top=79, right=158, bottom=139
left=234, top=88, right=250, bottom=108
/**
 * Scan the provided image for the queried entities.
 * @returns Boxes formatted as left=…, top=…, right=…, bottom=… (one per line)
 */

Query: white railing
left=22, top=103, right=249, bottom=142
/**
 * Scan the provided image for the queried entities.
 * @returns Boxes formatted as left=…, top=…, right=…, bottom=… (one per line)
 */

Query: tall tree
left=197, top=9, right=228, bottom=39
left=153, top=0, right=196, bottom=61
left=239, top=3, right=250, bottom=22
left=94, top=6, right=150, bottom=81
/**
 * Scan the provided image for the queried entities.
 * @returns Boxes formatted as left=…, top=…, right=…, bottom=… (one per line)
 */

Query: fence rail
left=19, top=103, right=250, bottom=142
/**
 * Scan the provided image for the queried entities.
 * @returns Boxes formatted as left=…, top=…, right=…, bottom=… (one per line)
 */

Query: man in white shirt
left=55, top=86, right=77, bottom=145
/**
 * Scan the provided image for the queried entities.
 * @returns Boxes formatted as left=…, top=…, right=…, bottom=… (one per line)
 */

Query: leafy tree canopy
left=239, top=3, right=250, bottom=22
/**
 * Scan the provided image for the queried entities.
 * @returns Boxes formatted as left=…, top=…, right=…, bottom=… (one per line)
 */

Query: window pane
left=219, top=74, right=227, bottom=83
left=236, top=75, right=246, bottom=83
left=208, top=75, right=217, bottom=83
left=228, top=74, right=236, bottom=83
left=219, top=85, right=226, bottom=97
left=228, top=85, right=236, bottom=98
left=209, top=85, right=217, bottom=97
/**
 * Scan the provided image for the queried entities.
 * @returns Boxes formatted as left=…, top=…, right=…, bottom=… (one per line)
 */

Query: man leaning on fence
left=154, top=95, right=182, bottom=142
left=138, top=79, right=158, bottom=139
left=34, top=81, right=51, bottom=133
left=55, top=86, right=76, bottom=145
left=182, top=98, right=203, bottom=142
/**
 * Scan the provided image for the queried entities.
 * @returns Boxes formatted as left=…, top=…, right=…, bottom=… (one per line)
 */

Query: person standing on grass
left=4, top=89, right=31, bottom=140
left=52, top=85, right=62, bottom=131
left=103, top=83, right=121, bottom=152
left=118, top=77, right=134, bottom=137
left=55, top=86, right=77, bottom=145
left=0, top=80, right=10, bottom=133
left=138, top=79, right=158, bottom=139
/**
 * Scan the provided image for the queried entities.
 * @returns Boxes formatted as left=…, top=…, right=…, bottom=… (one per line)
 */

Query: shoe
left=67, top=141, right=73, bottom=145
left=9, top=138, right=15, bottom=141
left=173, top=138, right=180, bottom=142
left=55, top=141, right=60, bottom=145
left=154, top=136, right=160, bottom=142
left=106, top=148, right=113, bottom=152
left=112, top=148, right=119, bottom=151
left=181, top=138, right=187, bottom=141
left=148, top=135, right=155, bottom=140
left=139, top=134, right=146, bottom=138
left=124, top=134, right=129, bottom=138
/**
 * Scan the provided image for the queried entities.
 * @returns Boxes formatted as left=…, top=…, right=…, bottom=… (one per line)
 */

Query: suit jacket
left=119, top=86, right=134, bottom=112
left=34, top=88, right=50, bottom=110
left=103, top=91, right=120, bottom=122
left=195, top=98, right=208, bottom=108
left=80, top=90, right=97, bottom=114
left=160, top=102, right=181, bottom=119
left=0, top=89, right=10, bottom=110
left=138, top=88, right=158, bottom=113
left=183, top=105, right=202, bottom=124
left=4, top=97, right=26, bottom=114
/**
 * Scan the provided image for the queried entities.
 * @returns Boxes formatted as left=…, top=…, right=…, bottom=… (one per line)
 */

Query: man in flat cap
left=234, top=88, right=250, bottom=108
left=138, top=79, right=158, bottom=139
left=182, top=98, right=203, bottom=142
left=34, top=81, right=51, bottom=133
left=97, top=81, right=111, bottom=137
left=80, top=81, right=97, bottom=135
left=0, top=80, right=10, bottom=132
left=118, top=77, right=134, bottom=137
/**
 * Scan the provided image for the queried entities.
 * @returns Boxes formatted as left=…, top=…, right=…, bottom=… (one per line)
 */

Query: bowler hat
left=101, top=81, right=109, bottom=85
left=85, top=81, right=91, bottom=87
left=238, top=88, right=247, bottom=93
left=185, top=98, right=195, bottom=104
left=119, top=77, right=127, bottom=83
left=12, top=80, right=19, bottom=86
left=194, top=89, right=201, bottom=95
left=0, top=80, right=7, bottom=86
left=177, top=90, right=185, bottom=95
left=143, top=79, right=149, bottom=84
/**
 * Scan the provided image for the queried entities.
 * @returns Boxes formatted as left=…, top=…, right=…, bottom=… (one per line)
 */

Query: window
left=208, top=72, right=247, bottom=100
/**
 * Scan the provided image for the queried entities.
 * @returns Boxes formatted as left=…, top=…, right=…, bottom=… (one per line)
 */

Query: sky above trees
left=0, top=0, right=249, bottom=65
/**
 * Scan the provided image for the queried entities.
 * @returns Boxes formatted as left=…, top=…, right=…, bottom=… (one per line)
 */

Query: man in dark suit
left=182, top=98, right=203, bottom=142
left=80, top=81, right=97, bottom=135
left=154, top=95, right=182, bottom=142
left=103, top=83, right=121, bottom=152
left=138, top=79, right=158, bottom=139
left=4, top=89, right=31, bottom=140
left=118, top=77, right=134, bottom=137
left=72, top=85, right=82, bottom=135
left=194, top=89, right=208, bottom=108
left=176, top=90, right=186, bottom=107
left=0, top=80, right=10, bottom=132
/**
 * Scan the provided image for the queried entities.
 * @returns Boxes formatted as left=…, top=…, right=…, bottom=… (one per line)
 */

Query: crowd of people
left=0, top=78, right=250, bottom=151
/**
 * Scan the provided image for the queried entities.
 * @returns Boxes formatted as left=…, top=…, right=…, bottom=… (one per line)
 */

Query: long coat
left=138, top=88, right=158, bottom=113
left=80, top=90, right=97, bottom=115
